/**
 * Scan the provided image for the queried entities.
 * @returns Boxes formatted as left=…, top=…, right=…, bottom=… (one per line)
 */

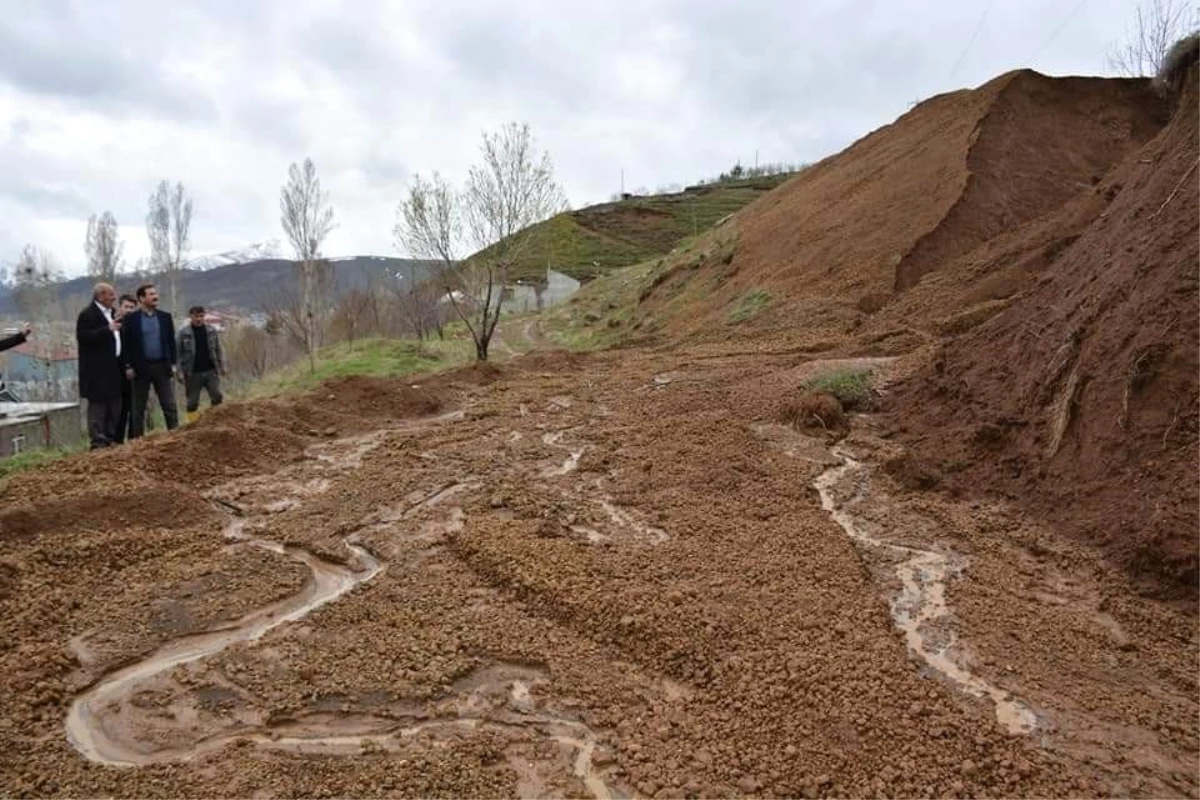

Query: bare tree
left=393, top=277, right=447, bottom=341
left=11, top=246, right=62, bottom=396
left=258, top=258, right=334, bottom=371
left=329, top=287, right=375, bottom=351
left=280, top=158, right=337, bottom=372
left=1107, top=0, right=1198, bottom=77
left=84, top=212, right=125, bottom=283
left=223, top=324, right=275, bottom=386
left=395, top=123, right=567, bottom=361
left=12, top=244, right=61, bottom=320
left=146, top=180, right=194, bottom=316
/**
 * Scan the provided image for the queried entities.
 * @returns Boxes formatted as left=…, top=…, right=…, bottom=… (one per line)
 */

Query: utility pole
left=620, top=168, right=625, bottom=196
left=754, top=149, right=759, bottom=170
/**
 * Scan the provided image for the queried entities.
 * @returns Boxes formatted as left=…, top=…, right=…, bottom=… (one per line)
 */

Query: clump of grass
left=729, top=289, right=771, bottom=323
left=0, top=445, right=81, bottom=486
left=800, top=367, right=877, bottom=411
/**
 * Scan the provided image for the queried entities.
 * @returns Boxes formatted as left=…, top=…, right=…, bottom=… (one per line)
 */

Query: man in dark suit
left=121, top=283, right=179, bottom=439
left=113, top=294, right=138, bottom=444
left=75, top=283, right=124, bottom=449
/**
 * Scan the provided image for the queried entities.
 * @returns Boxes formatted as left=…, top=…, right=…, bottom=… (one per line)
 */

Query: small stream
left=64, top=515, right=382, bottom=766
left=61, top=418, right=623, bottom=799
left=814, top=445, right=1037, bottom=736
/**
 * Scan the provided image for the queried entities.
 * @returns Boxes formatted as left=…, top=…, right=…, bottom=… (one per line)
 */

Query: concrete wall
left=505, top=270, right=582, bottom=314
left=0, top=403, right=83, bottom=456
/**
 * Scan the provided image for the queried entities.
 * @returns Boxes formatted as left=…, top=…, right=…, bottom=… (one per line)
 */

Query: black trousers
left=129, top=361, right=179, bottom=439
left=85, top=396, right=122, bottom=449
left=115, top=376, right=132, bottom=444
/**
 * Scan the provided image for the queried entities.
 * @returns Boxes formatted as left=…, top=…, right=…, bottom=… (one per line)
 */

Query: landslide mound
left=889, top=64, right=1200, bottom=599
left=637, top=71, right=1163, bottom=339
left=307, top=375, right=444, bottom=419
left=0, top=482, right=214, bottom=543
left=0, top=373, right=459, bottom=508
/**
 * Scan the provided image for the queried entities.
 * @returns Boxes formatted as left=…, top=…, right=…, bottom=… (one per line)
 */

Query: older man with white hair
left=75, top=282, right=124, bottom=448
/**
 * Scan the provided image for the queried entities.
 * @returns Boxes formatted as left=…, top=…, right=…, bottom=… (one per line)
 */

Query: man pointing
left=76, top=283, right=123, bottom=448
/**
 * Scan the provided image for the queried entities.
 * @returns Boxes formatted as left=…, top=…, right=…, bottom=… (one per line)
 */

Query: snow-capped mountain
left=186, top=239, right=283, bottom=271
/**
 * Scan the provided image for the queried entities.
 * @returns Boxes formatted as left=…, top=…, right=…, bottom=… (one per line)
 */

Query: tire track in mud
left=814, top=443, right=1038, bottom=736
left=61, top=411, right=624, bottom=799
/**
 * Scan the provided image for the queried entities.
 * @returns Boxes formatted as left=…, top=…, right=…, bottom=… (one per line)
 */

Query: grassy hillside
left=540, top=218, right=742, bottom=350
left=482, top=173, right=797, bottom=283
left=245, top=337, right=472, bottom=398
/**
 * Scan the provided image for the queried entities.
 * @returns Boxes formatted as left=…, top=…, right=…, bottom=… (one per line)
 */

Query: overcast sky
left=0, top=0, right=1152, bottom=276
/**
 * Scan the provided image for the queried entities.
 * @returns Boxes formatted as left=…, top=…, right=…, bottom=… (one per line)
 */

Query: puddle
left=73, top=656, right=622, bottom=799
left=814, top=446, right=1037, bottom=736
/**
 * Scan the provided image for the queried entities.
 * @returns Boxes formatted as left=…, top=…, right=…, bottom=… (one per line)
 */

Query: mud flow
left=814, top=445, right=1036, bottom=735
left=52, top=407, right=641, bottom=799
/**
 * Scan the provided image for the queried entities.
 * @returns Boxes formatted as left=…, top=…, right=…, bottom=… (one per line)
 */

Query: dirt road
left=1, top=345, right=1196, bottom=798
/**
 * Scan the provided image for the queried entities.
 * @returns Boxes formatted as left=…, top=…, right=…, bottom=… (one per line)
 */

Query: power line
left=949, top=0, right=996, bottom=80
left=1027, top=0, right=1092, bottom=64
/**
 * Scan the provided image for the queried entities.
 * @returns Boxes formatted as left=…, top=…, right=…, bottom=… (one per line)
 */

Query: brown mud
left=0, top=351, right=1195, bottom=798
left=890, top=65, right=1200, bottom=601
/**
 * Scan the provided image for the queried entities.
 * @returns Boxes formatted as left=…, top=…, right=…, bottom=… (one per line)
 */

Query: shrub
left=800, top=367, right=877, bottom=411
left=1156, top=32, right=1199, bottom=96
left=729, top=289, right=771, bottom=323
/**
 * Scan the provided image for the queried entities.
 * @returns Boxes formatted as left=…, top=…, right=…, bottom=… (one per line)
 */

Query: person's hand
left=108, top=320, right=122, bottom=332
left=20, top=322, right=31, bottom=336
left=125, top=367, right=135, bottom=380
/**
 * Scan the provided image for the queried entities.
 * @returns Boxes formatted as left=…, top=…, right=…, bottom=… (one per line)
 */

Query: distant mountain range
left=0, top=255, right=439, bottom=316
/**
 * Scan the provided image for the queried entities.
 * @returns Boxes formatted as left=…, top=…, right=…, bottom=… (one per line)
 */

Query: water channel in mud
left=61, top=420, right=625, bottom=800
left=814, top=445, right=1038, bottom=736
left=64, top=509, right=383, bottom=767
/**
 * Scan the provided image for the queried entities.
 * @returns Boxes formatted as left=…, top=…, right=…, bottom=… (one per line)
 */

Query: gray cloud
left=0, top=7, right=216, bottom=122
left=0, top=0, right=1151, bottom=275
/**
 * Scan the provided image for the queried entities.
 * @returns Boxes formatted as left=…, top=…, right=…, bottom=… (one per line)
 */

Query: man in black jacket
left=76, top=283, right=124, bottom=449
left=121, top=283, right=179, bottom=439
left=113, top=294, right=138, bottom=444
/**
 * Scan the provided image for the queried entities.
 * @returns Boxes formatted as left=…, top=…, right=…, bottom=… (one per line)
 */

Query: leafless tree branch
left=85, top=211, right=124, bottom=284
left=1106, top=0, right=1198, bottom=77
left=280, top=158, right=337, bottom=372
left=394, top=123, right=567, bottom=361
left=146, top=180, right=194, bottom=315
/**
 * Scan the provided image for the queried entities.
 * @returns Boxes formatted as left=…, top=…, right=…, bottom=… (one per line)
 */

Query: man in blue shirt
left=120, top=283, right=179, bottom=438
